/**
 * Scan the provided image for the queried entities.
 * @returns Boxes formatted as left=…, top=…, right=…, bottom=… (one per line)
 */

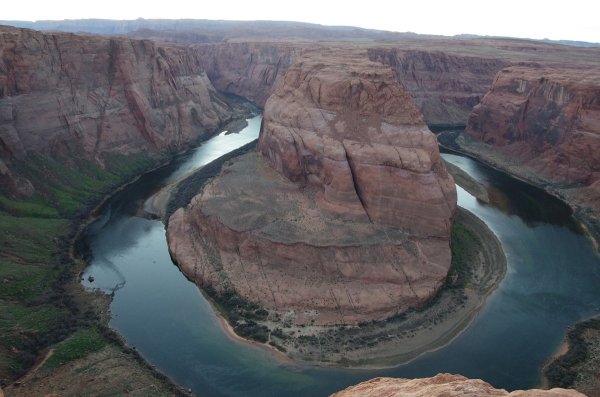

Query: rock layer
left=0, top=25, right=236, bottom=196
left=167, top=51, right=456, bottom=326
left=368, top=48, right=510, bottom=126
left=258, top=50, right=456, bottom=237
left=331, top=374, right=586, bottom=397
left=466, top=66, right=600, bottom=217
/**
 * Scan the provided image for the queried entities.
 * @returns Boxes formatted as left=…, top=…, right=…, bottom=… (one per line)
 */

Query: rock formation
left=167, top=50, right=456, bottom=326
left=331, top=374, right=586, bottom=397
left=465, top=66, right=600, bottom=218
left=258, top=50, right=456, bottom=237
left=0, top=25, right=237, bottom=196
left=368, top=48, right=510, bottom=126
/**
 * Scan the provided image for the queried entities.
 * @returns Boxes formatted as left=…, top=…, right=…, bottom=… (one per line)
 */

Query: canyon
left=0, top=20, right=599, bottom=397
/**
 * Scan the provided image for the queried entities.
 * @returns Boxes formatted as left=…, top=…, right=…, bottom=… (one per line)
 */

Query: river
left=81, top=119, right=600, bottom=396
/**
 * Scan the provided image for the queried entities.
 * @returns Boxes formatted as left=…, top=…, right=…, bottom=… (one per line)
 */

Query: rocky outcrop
left=167, top=50, right=456, bottom=327
left=368, top=48, right=510, bottom=126
left=0, top=25, right=236, bottom=196
left=331, top=374, right=586, bottom=397
left=465, top=66, right=600, bottom=218
left=258, top=50, right=456, bottom=237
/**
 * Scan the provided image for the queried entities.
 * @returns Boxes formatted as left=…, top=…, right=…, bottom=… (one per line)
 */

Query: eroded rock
left=331, top=374, right=586, bottom=397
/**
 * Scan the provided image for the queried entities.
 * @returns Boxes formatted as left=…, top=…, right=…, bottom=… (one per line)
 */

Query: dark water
left=81, top=125, right=600, bottom=396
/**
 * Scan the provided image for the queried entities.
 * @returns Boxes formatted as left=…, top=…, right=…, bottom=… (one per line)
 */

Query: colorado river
left=81, top=121, right=600, bottom=396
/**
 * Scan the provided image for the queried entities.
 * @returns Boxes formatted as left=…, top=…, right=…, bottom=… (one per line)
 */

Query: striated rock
left=331, top=374, right=587, bottom=397
left=0, top=25, right=236, bottom=195
left=258, top=50, right=456, bottom=237
left=192, top=42, right=301, bottom=106
left=167, top=50, right=456, bottom=326
left=465, top=66, right=600, bottom=217
left=368, top=48, right=510, bottom=126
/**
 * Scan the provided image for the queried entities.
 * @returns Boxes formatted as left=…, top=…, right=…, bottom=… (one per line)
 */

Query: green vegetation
left=42, top=327, right=107, bottom=371
left=447, top=220, right=479, bottom=288
left=545, top=317, right=600, bottom=389
left=0, top=152, right=164, bottom=386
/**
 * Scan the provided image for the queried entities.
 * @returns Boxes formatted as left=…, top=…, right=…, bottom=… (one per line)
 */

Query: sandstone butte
left=466, top=66, right=600, bottom=221
left=167, top=49, right=457, bottom=326
left=331, top=374, right=587, bottom=397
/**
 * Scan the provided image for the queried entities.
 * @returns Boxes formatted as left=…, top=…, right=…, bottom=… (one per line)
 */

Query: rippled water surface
left=82, top=127, right=600, bottom=396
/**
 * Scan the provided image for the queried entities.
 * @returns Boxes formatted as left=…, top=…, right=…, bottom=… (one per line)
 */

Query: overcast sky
left=4, top=0, right=600, bottom=43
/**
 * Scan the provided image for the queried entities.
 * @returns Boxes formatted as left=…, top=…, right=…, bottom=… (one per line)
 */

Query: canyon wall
left=191, top=42, right=302, bottom=106
left=368, top=48, right=509, bottom=126
left=168, top=50, right=456, bottom=326
left=0, top=25, right=237, bottom=196
left=331, top=374, right=586, bottom=397
left=465, top=66, right=600, bottom=217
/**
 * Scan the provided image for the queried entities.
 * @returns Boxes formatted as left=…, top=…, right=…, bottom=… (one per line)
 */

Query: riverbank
left=438, top=130, right=600, bottom=253
left=167, top=147, right=507, bottom=368
left=2, top=103, right=257, bottom=396
left=443, top=160, right=490, bottom=203
left=543, top=316, right=600, bottom=397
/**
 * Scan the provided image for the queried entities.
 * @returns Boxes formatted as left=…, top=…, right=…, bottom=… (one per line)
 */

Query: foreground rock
left=331, top=374, right=586, bottom=397
left=463, top=66, right=600, bottom=241
left=168, top=50, right=456, bottom=328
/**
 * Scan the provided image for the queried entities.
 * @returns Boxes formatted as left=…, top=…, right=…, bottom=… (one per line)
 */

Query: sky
left=4, top=0, right=600, bottom=43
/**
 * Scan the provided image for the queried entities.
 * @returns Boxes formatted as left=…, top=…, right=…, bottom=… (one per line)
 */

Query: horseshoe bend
left=165, top=49, right=505, bottom=364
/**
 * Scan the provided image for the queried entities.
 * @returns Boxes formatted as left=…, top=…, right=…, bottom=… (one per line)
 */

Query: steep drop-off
left=465, top=66, right=600, bottom=223
left=167, top=50, right=456, bottom=328
left=0, top=25, right=239, bottom=197
left=331, top=374, right=586, bottom=397
left=368, top=48, right=510, bottom=126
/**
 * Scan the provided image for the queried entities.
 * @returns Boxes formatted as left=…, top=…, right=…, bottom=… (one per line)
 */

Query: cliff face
left=191, top=42, right=301, bottom=106
left=331, top=374, right=586, bottom=397
left=368, top=48, right=509, bottom=126
left=258, top=50, right=456, bottom=237
left=167, top=50, right=456, bottom=327
left=0, top=26, right=236, bottom=196
left=465, top=66, right=600, bottom=216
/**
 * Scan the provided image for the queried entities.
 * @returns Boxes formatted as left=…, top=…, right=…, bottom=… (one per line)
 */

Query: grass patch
left=0, top=260, right=59, bottom=303
left=0, top=213, right=68, bottom=263
left=0, top=194, right=60, bottom=218
left=42, top=327, right=107, bottom=371
left=0, top=152, right=163, bottom=383
left=447, top=220, right=480, bottom=288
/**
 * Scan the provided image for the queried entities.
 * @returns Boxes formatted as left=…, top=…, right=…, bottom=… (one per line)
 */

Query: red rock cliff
left=466, top=66, right=600, bottom=217
left=368, top=48, right=510, bottom=126
left=0, top=26, right=235, bottom=195
left=191, top=42, right=301, bottom=106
